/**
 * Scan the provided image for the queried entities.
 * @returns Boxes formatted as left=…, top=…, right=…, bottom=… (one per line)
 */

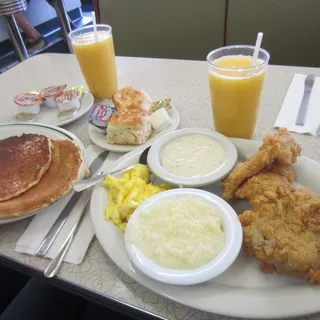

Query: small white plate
left=125, top=188, right=242, bottom=285
left=90, top=138, right=320, bottom=319
left=15, top=92, right=94, bottom=127
left=147, top=128, right=237, bottom=187
left=0, top=122, right=85, bottom=225
left=88, top=105, right=180, bottom=153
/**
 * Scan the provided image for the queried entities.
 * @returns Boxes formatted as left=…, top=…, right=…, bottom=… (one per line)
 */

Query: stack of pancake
left=0, top=133, right=84, bottom=218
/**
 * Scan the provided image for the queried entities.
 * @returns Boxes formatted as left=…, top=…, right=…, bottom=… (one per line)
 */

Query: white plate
left=15, top=92, right=94, bottom=127
left=90, top=138, right=320, bottom=319
left=0, top=122, right=85, bottom=225
left=88, top=105, right=180, bottom=152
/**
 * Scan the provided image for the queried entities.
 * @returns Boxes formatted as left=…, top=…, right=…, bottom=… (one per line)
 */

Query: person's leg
left=13, top=12, right=40, bottom=42
left=0, top=278, right=85, bottom=320
left=0, top=266, right=30, bottom=313
left=13, top=11, right=47, bottom=53
left=80, top=301, right=135, bottom=320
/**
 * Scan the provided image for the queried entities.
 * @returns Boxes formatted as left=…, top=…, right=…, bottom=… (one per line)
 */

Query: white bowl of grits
left=124, top=188, right=242, bottom=285
left=147, top=128, right=237, bottom=187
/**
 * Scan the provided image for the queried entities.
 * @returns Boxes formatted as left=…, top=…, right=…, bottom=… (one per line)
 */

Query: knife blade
left=44, top=196, right=90, bottom=278
left=35, top=150, right=109, bottom=257
left=295, top=74, right=315, bottom=126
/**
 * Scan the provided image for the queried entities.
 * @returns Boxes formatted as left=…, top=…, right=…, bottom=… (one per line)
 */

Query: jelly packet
left=71, top=85, right=85, bottom=98
left=150, top=98, right=172, bottom=114
left=88, top=102, right=117, bottom=134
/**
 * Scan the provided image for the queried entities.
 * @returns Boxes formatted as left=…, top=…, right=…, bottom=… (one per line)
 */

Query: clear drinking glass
left=69, top=24, right=118, bottom=100
left=207, top=45, right=270, bottom=139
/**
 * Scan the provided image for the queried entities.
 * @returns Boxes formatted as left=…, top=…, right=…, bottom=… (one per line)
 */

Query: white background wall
left=0, top=0, right=81, bottom=42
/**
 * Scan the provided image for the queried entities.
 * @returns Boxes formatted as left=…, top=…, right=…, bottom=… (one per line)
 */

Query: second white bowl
left=125, top=188, right=242, bottom=285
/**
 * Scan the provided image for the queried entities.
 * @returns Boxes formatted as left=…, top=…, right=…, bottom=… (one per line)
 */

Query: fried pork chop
left=236, top=171, right=320, bottom=284
left=221, top=129, right=320, bottom=284
left=0, top=134, right=52, bottom=202
left=221, top=128, right=301, bottom=200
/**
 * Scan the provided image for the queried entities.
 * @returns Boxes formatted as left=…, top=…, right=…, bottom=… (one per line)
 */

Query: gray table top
left=0, top=53, right=319, bottom=320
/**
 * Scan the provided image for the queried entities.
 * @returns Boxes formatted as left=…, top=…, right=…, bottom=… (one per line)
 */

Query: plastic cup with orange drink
left=207, top=36, right=270, bottom=139
left=69, top=24, right=118, bottom=100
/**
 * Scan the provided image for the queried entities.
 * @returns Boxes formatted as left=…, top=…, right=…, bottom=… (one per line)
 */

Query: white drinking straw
left=252, top=32, right=263, bottom=67
left=92, top=11, right=98, bottom=42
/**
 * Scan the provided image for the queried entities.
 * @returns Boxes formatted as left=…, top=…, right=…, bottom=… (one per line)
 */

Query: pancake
left=0, top=139, right=84, bottom=218
left=0, top=134, right=52, bottom=202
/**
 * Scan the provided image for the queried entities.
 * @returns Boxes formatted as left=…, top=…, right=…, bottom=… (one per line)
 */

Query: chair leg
left=93, top=0, right=101, bottom=23
left=4, top=14, right=29, bottom=61
left=49, top=0, right=74, bottom=53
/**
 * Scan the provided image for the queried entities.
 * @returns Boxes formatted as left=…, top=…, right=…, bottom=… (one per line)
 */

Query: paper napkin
left=15, top=145, right=123, bottom=264
left=274, top=73, right=320, bottom=136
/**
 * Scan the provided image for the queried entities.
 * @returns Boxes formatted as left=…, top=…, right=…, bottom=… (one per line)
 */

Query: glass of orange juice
left=207, top=45, right=270, bottom=139
left=69, top=24, right=118, bottom=100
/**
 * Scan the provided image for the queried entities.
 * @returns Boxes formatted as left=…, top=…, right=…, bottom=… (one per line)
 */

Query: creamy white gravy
left=161, top=135, right=225, bottom=177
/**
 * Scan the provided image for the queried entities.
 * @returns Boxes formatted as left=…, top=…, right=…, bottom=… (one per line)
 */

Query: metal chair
left=0, top=0, right=73, bottom=63
left=47, top=0, right=73, bottom=53
left=0, top=0, right=29, bottom=61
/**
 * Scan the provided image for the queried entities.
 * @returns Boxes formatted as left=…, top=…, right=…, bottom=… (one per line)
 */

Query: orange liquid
left=209, top=55, right=266, bottom=139
left=72, top=32, right=118, bottom=100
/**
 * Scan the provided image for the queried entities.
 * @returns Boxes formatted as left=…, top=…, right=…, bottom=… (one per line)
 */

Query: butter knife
left=44, top=197, right=90, bottom=278
left=295, top=74, right=315, bottom=126
left=35, top=150, right=109, bottom=257
left=44, top=163, right=103, bottom=278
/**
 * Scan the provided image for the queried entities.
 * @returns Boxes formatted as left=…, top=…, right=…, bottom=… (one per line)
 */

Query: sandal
left=26, top=36, right=47, bottom=53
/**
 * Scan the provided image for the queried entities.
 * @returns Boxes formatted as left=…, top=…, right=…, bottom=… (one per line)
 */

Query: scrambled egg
left=103, top=164, right=172, bottom=231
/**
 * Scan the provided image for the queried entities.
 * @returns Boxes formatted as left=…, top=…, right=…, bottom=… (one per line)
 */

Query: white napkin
left=15, top=145, right=123, bottom=264
left=274, top=73, right=320, bottom=136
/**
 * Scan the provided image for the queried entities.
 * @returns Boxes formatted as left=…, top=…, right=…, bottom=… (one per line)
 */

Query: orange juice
left=208, top=55, right=267, bottom=139
left=71, top=30, right=118, bottom=100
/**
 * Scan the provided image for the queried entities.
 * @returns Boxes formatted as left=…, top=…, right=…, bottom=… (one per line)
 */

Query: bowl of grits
left=124, top=188, right=242, bottom=285
left=147, top=128, right=237, bottom=187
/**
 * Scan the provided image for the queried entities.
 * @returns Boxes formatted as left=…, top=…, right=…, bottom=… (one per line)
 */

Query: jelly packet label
left=88, top=102, right=117, bottom=128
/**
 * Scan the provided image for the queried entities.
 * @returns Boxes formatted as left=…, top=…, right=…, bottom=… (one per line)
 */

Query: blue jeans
left=0, top=278, right=85, bottom=320
left=0, top=270, right=134, bottom=320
